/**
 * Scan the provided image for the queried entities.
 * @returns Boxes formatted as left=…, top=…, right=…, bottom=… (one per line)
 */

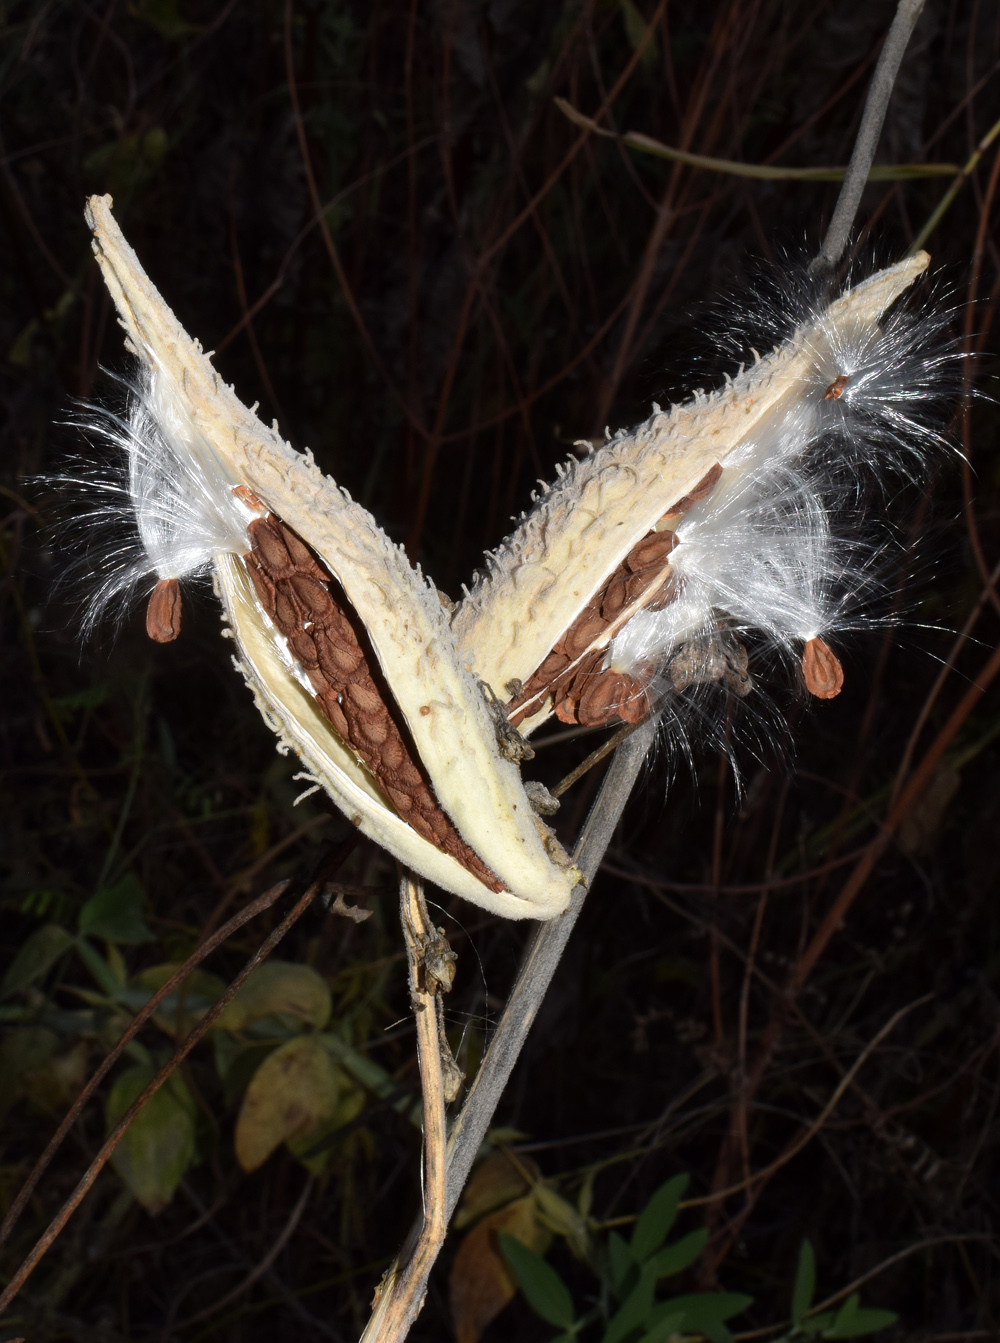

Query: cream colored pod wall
left=84, top=194, right=579, bottom=921
left=84, top=193, right=933, bottom=917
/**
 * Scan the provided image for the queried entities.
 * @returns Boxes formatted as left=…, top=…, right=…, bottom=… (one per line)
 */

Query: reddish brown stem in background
left=0, top=879, right=291, bottom=1254
left=791, top=636, right=1000, bottom=995
left=0, top=881, right=320, bottom=1314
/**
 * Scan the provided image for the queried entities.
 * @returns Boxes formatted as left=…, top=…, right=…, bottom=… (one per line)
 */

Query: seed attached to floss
left=78, top=195, right=959, bottom=915
left=801, top=636, right=844, bottom=699
left=145, top=577, right=182, bottom=643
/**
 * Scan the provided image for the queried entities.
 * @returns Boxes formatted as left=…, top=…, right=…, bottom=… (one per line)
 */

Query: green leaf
left=235, top=1035, right=340, bottom=1171
left=285, top=1068, right=365, bottom=1174
left=215, top=961, right=331, bottom=1033
left=49, top=684, right=109, bottom=718
left=0, top=1026, right=59, bottom=1116
left=75, top=937, right=127, bottom=997
left=79, top=876, right=154, bottom=944
left=603, top=1260, right=658, bottom=1343
left=105, top=1064, right=196, bottom=1214
left=534, top=1183, right=590, bottom=1260
left=631, top=1175, right=689, bottom=1261
left=131, top=0, right=199, bottom=41
left=703, top=1322, right=736, bottom=1343
left=793, top=1240, right=817, bottom=1325
left=636, top=1314, right=684, bottom=1343
left=499, top=1232, right=576, bottom=1329
left=1, top=923, right=75, bottom=996
left=607, top=1230, right=640, bottom=1298
left=652, top=1292, right=753, bottom=1329
left=132, top=964, right=227, bottom=1038
left=824, top=1294, right=899, bottom=1338
left=21, top=1039, right=88, bottom=1113
left=320, top=1032, right=422, bottom=1128
left=650, top=1227, right=708, bottom=1278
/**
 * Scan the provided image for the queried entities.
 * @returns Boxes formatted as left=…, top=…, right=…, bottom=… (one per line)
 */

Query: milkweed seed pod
left=452, top=251, right=952, bottom=749
left=81, top=194, right=580, bottom=920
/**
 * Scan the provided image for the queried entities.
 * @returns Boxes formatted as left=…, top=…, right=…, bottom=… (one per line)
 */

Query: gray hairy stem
left=812, top=0, right=926, bottom=273
left=359, top=17, right=928, bottom=1335
left=444, top=715, right=658, bottom=1216
left=358, top=720, right=656, bottom=1341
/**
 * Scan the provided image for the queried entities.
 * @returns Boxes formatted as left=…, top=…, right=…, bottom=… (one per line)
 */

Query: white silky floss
left=67, top=363, right=253, bottom=639
left=608, top=263, right=959, bottom=691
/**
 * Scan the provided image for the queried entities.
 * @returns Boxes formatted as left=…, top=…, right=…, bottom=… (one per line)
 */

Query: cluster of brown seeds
left=507, top=464, right=724, bottom=730
left=244, top=513, right=504, bottom=893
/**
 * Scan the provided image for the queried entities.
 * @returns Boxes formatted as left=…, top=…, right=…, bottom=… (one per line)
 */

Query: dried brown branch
left=357, top=720, right=658, bottom=1341
left=359, top=872, right=451, bottom=1342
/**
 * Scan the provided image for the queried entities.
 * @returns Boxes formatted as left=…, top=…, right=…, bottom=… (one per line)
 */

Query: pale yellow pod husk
left=85, top=194, right=579, bottom=920
left=452, top=252, right=930, bottom=715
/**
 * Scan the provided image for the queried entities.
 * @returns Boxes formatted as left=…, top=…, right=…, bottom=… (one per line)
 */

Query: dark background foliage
left=2, top=0, right=1000, bottom=1338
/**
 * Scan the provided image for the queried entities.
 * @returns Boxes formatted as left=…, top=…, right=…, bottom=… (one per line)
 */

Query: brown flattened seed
left=508, top=467, right=724, bottom=732
left=802, top=636, right=844, bottom=699
left=245, top=557, right=278, bottom=620
left=246, top=515, right=503, bottom=892
left=667, top=462, right=723, bottom=516
left=250, top=516, right=297, bottom=578
left=146, top=577, right=182, bottom=643
left=625, top=531, right=677, bottom=571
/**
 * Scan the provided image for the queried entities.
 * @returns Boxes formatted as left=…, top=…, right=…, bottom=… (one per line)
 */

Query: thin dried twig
left=359, top=873, right=450, bottom=1342
left=792, top=636, right=1000, bottom=993
left=0, top=880, right=320, bottom=1314
left=682, top=993, right=933, bottom=1207
left=357, top=719, right=657, bottom=1341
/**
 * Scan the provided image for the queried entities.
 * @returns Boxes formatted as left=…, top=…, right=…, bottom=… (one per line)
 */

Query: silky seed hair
left=59, top=257, right=963, bottom=791
left=54, top=362, right=512, bottom=892
left=496, top=257, right=965, bottom=775
left=57, top=363, right=252, bottom=639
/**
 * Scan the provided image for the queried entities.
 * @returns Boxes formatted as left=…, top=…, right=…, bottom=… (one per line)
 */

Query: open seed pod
left=452, top=253, right=933, bottom=737
left=84, top=194, right=580, bottom=920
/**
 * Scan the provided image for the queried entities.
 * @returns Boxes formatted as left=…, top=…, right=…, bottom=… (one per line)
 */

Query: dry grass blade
left=555, top=97, right=959, bottom=180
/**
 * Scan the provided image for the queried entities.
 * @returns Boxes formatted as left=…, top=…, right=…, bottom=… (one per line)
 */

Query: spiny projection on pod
left=67, top=194, right=583, bottom=921
left=63, top=363, right=503, bottom=892
left=66, top=194, right=960, bottom=916
left=454, top=249, right=960, bottom=766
